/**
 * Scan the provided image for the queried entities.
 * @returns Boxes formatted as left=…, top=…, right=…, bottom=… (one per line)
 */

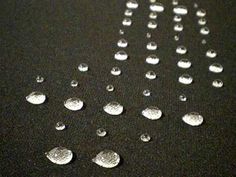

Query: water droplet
left=78, top=63, right=89, bottom=72
left=201, top=39, right=207, bottom=45
left=212, top=79, right=223, bottom=88
left=64, top=97, right=84, bottom=111
left=122, top=18, right=132, bottom=26
left=124, top=9, right=133, bottom=17
left=209, top=63, right=223, bottom=73
left=150, top=3, right=165, bottom=12
left=173, top=5, right=188, bottom=15
left=26, top=91, right=46, bottom=105
left=106, top=84, right=114, bottom=92
left=111, top=67, right=122, bottom=76
left=92, top=150, right=120, bottom=168
left=117, top=38, right=128, bottom=48
left=145, top=71, right=157, bottom=80
left=198, top=18, right=207, bottom=25
left=149, top=12, right=158, bottom=19
left=146, top=55, right=160, bottom=65
left=173, top=15, right=182, bottom=22
left=103, top=101, right=124, bottom=116
left=174, top=23, right=184, bottom=32
left=140, top=133, right=151, bottom=142
left=182, top=112, right=203, bottom=126
left=126, top=0, right=139, bottom=9
left=179, top=94, right=187, bottom=101
left=114, top=51, right=128, bottom=61
left=119, top=29, right=124, bottom=35
left=206, top=49, right=217, bottom=58
left=177, top=59, right=191, bottom=69
left=70, top=80, right=78, bottom=87
left=36, top=75, right=44, bottom=83
left=142, top=106, right=162, bottom=120
left=172, top=0, right=178, bottom=6
left=143, top=89, right=151, bottom=96
left=146, top=32, right=152, bottom=38
left=96, top=128, right=107, bottom=137
left=178, top=74, right=193, bottom=85
left=174, top=34, right=180, bottom=41
left=200, top=27, right=210, bottom=35
left=45, top=147, right=73, bottom=165
left=147, top=20, right=158, bottom=29
left=146, top=42, right=157, bottom=50
left=149, top=0, right=156, bottom=3
left=55, top=122, right=66, bottom=131
left=193, top=3, right=198, bottom=8
left=176, top=45, right=187, bottom=54
left=196, top=9, right=206, bottom=17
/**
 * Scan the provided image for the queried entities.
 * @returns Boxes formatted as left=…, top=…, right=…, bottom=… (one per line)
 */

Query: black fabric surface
left=1, top=0, right=236, bottom=176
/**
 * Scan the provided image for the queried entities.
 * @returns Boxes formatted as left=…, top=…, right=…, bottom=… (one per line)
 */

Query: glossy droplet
left=140, top=133, right=151, bottom=142
left=146, top=32, right=152, bottom=38
left=150, top=3, right=164, bottom=12
left=173, top=15, right=182, bottom=22
left=92, top=150, right=120, bottom=168
left=114, top=51, right=128, bottom=61
left=64, top=97, right=84, bottom=111
left=172, top=0, right=178, bottom=5
left=177, top=59, right=191, bottom=69
left=70, top=80, right=78, bottom=87
left=106, top=85, right=114, bottom=92
left=122, top=18, right=132, bottom=26
left=45, top=147, right=73, bottom=165
left=198, top=18, right=207, bottom=25
left=201, top=39, right=207, bottom=45
left=182, top=112, right=203, bottom=126
left=119, top=29, right=124, bottom=35
left=96, top=128, right=107, bottom=137
left=176, top=45, right=187, bottom=54
left=174, top=23, right=183, bottom=32
left=146, top=42, right=157, bottom=50
left=196, top=9, right=206, bottom=17
left=206, top=49, right=217, bottom=58
left=173, top=5, right=188, bottom=15
left=200, top=27, right=210, bottom=35
left=26, top=91, right=46, bottom=105
left=149, top=12, right=158, bottom=19
left=126, top=0, right=139, bottom=9
left=174, top=34, right=180, bottom=41
left=78, top=63, right=88, bottom=72
left=143, top=89, right=151, bottom=96
left=124, top=9, right=133, bottom=17
left=142, top=106, right=162, bottom=120
left=179, top=94, right=187, bottom=101
left=147, top=20, right=157, bottom=29
left=212, top=79, right=223, bottom=88
left=146, top=55, right=159, bottom=65
left=145, top=71, right=157, bottom=80
left=55, top=122, right=66, bottom=131
left=178, top=74, right=193, bottom=85
left=36, top=75, right=44, bottom=83
left=111, top=67, right=121, bottom=76
left=209, top=63, right=223, bottom=73
left=117, top=38, right=128, bottom=48
left=103, top=101, right=124, bottom=115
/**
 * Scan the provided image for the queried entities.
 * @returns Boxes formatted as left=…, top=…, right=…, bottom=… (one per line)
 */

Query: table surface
left=1, top=0, right=236, bottom=176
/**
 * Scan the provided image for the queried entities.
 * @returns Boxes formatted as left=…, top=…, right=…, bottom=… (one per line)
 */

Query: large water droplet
left=106, top=84, right=114, bottom=92
left=111, top=67, right=122, bottom=76
left=146, top=55, right=160, bottom=65
left=103, top=101, right=124, bottom=116
left=149, top=3, right=165, bottom=12
left=64, top=97, right=84, bottom=111
left=206, top=49, right=217, bottom=58
left=176, top=45, right=187, bottom=54
left=146, top=42, right=157, bottom=50
left=198, top=18, right=207, bottom=25
left=96, top=128, right=107, bottom=137
left=173, top=15, right=182, bottom=22
left=178, top=74, right=193, bottom=85
left=114, top=51, right=128, bottom=61
left=143, top=89, right=151, bottom=96
left=78, top=63, right=89, bottom=72
left=145, top=71, right=157, bottom=80
left=200, top=27, right=210, bottom=35
left=117, top=38, right=128, bottom=48
left=149, top=12, right=158, bottom=19
left=55, top=122, right=66, bottom=131
left=196, top=9, right=206, bottom=17
left=124, top=9, right=133, bottom=17
left=36, top=75, right=44, bottom=83
left=140, top=133, right=151, bottom=142
left=122, top=18, right=132, bottom=26
left=92, top=150, right=120, bottom=168
left=45, top=147, right=73, bottom=165
left=182, top=112, right=203, bottom=126
left=142, top=106, right=162, bottom=120
left=173, top=5, right=188, bottom=15
left=174, top=23, right=184, bottom=32
left=177, top=59, right=191, bottom=69
left=212, top=79, right=223, bottom=88
left=70, top=80, right=78, bottom=87
left=209, top=63, right=223, bottom=73
left=147, top=20, right=158, bottom=29
left=179, top=94, right=187, bottom=101
left=26, top=91, right=46, bottom=105
left=126, top=0, right=139, bottom=9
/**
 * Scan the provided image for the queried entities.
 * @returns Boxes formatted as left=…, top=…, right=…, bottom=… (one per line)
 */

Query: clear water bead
left=103, top=101, right=124, bottom=116
left=173, top=5, right=188, bottom=15
left=182, top=112, right=204, bottom=126
left=174, top=23, right=184, bottom=32
left=126, top=0, right=139, bottom=9
left=147, top=20, right=158, bottom=29
left=106, top=85, right=114, bottom=92
left=178, top=74, right=193, bottom=85
left=145, top=71, right=157, bottom=80
left=96, top=128, right=107, bottom=137
left=149, top=3, right=165, bottom=12
left=124, top=9, right=133, bottom=17
left=200, top=27, right=210, bottom=35
left=177, top=59, right=191, bottom=69
left=45, top=147, right=73, bottom=165
left=176, top=45, right=187, bottom=54
left=143, top=89, right=151, bottom=96
left=55, top=122, right=66, bottom=131
left=149, top=12, right=158, bottom=19
left=209, top=63, right=223, bottom=73
left=26, top=91, right=46, bottom=105
left=78, top=63, right=88, bottom=72
left=196, top=9, right=206, bottom=17
left=173, top=15, right=182, bottom=22
left=146, top=55, right=160, bottom=65
left=92, top=150, right=120, bottom=168
left=111, top=67, right=121, bottom=76
left=64, top=97, right=84, bottom=111
left=198, top=18, right=207, bottom=25
left=70, top=80, right=78, bottom=87
left=36, top=75, right=44, bottom=83
left=206, top=49, right=217, bottom=58
left=122, top=18, right=132, bottom=26
left=140, top=133, right=151, bottom=142
left=114, top=51, right=128, bottom=61
left=117, top=38, right=128, bottom=48
left=212, top=79, right=223, bottom=88
left=179, top=94, right=187, bottom=101
left=142, top=106, right=162, bottom=120
left=146, top=42, right=157, bottom=50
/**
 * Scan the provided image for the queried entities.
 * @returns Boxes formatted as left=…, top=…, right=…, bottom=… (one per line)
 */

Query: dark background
left=1, top=0, right=236, bottom=176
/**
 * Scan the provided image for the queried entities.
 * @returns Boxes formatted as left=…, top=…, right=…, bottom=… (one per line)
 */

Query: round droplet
left=179, top=94, right=187, bottom=101
left=200, top=27, right=210, bottom=35
left=146, top=42, right=157, bottom=50
left=36, top=75, right=44, bottom=83
left=212, top=79, right=223, bottom=88
left=209, top=63, right=223, bottom=73
left=206, top=49, right=217, bottom=58
left=114, top=51, right=128, bottom=61
left=119, top=29, right=124, bottom=35
left=145, top=71, right=157, bottom=80
left=106, top=84, right=114, bottom=92
left=174, top=23, right=184, bottom=32
left=146, top=32, right=152, bottom=38
left=147, top=20, right=157, bottom=29
left=173, top=5, right=188, bottom=15
left=122, top=18, right=132, bottom=26
left=146, top=55, right=159, bottom=65
left=143, top=89, right=151, bottom=96
left=92, top=150, right=120, bottom=168
left=193, top=3, right=198, bottom=8
left=196, top=9, right=206, bottom=17
left=178, top=74, right=193, bottom=85
left=140, top=133, right=151, bottom=142
left=182, top=112, right=203, bottom=126
left=103, top=101, right=124, bottom=116
left=70, top=80, right=78, bottom=87
left=124, top=9, right=133, bottom=17
left=142, top=106, right=162, bottom=120
left=174, top=34, right=180, bottom=41
left=26, top=91, right=46, bottom=105
left=177, top=59, right=191, bottom=69
left=78, top=63, right=88, bottom=72
left=198, top=18, right=207, bottom=25
left=126, top=0, right=139, bottom=9
left=117, top=38, right=128, bottom=48
left=55, top=122, right=66, bottom=131
left=172, top=0, right=178, bottom=5
left=64, top=97, right=84, bottom=111
left=111, top=67, right=121, bottom=76
left=176, top=45, right=187, bottom=54
left=45, top=147, right=73, bottom=165
left=173, top=15, right=182, bottom=22
left=150, top=3, right=165, bottom=12
left=201, top=39, right=207, bottom=45
left=149, top=12, right=158, bottom=19
left=96, top=128, right=107, bottom=137
left=150, top=0, right=156, bottom=3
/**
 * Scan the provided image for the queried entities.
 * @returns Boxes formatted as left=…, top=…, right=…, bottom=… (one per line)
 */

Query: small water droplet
left=142, top=106, right=162, bottom=120
left=173, top=5, right=188, bottom=15
left=196, top=9, right=206, bottom=17
left=149, top=0, right=156, bottom=3
left=124, top=9, right=133, bottom=17
left=146, top=42, right=157, bottom=50
left=150, top=3, right=164, bottom=12
left=177, top=59, right=191, bottom=69
left=78, top=63, right=88, bottom=72
left=209, top=63, right=223, bottom=73
left=212, top=79, right=223, bottom=88
left=70, top=80, right=78, bottom=87
left=147, top=20, right=158, bottom=29
left=206, top=49, right=217, bottom=58
left=145, top=71, right=157, bottom=80
left=103, top=101, right=124, bottom=116
left=143, top=89, right=151, bottom=96
left=174, top=23, right=184, bottom=32
left=92, top=150, right=120, bottom=168
left=96, top=128, right=107, bottom=137
left=111, top=67, right=122, bottom=76
left=45, top=147, right=73, bottom=165
left=122, top=18, right=132, bottom=26
left=55, top=122, right=66, bottom=131
left=146, top=32, right=152, bottom=38
left=193, top=3, right=198, bottom=8
left=117, top=38, right=128, bottom=48
left=106, top=85, right=115, bottom=92
left=140, top=133, right=151, bottom=142
left=176, top=45, right=187, bottom=54
left=36, top=75, right=44, bottom=83
left=173, top=15, right=182, bottom=22
left=119, top=29, right=124, bottom=35
left=198, top=18, right=207, bottom=25
left=26, top=91, right=46, bottom=105
left=174, top=34, right=180, bottom=41
left=179, top=94, right=187, bottom=101
left=64, top=97, right=84, bottom=111
left=126, top=0, right=139, bottom=9
left=200, top=27, right=210, bottom=35
left=146, top=55, right=160, bottom=65
left=114, top=51, right=128, bottom=61
left=178, top=74, right=193, bottom=85
left=182, top=112, right=203, bottom=126
left=172, top=0, right=178, bottom=6
left=201, top=39, right=207, bottom=45
left=149, top=12, right=158, bottom=19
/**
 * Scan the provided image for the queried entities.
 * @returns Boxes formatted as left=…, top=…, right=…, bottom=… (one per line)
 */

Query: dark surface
left=1, top=0, right=236, bottom=176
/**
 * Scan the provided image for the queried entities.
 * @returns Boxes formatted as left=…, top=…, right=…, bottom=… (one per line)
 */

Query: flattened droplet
left=198, top=18, right=207, bottom=25
left=26, top=91, right=46, bottom=105
left=173, top=5, right=188, bottom=15
left=212, top=79, right=223, bottom=88
left=196, top=9, right=206, bottom=17
left=179, top=94, right=187, bottom=101
left=117, top=38, right=128, bottom=48
left=106, top=84, right=114, bottom=92
left=149, top=3, right=165, bottom=12
left=92, top=150, right=120, bottom=168
left=209, top=63, right=223, bottom=73
left=173, top=15, right=182, bottom=22
left=143, top=89, right=151, bottom=96
left=96, top=128, right=107, bottom=137
left=200, top=27, right=210, bottom=35
left=126, top=0, right=139, bottom=9
left=147, top=20, right=158, bottom=29
left=177, top=59, right=191, bottom=69
left=206, top=49, right=217, bottom=58
left=103, top=101, right=124, bottom=115
left=36, top=75, right=44, bottom=83
left=172, top=0, right=178, bottom=6
left=78, top=63, right=89, bottom=72
left=146, top=55, right=160, bottom=65
left=149, top=12, right=158, bottom=19
left=140, top=133, right=151, bottom=142
left=142, top=106, right=162, bottom=120
left=45, top=147, right=73, bottom=165
left=176, top=45, right=187, bottom=54
left=64, top=97, right=84, bottom=111
left=178, top=74, right=193, bottom=85
left=55, top=122, right=66, bottom=131
left=182, top=112, right=203, bottom=126
left=146, top=42, right=157, bottom=50
left=70, top=80, right=78, bottom=87
left=111, top=67, right=122, bottom=76
left=114, top=51, right=128, bottom=61
left=124, top=9, right=133, bottom=17
left=145, top=71, right=157, bottom=80
left=174, top=23, right=184, bottom=32
left=122, top=18, right=132, bottom=26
